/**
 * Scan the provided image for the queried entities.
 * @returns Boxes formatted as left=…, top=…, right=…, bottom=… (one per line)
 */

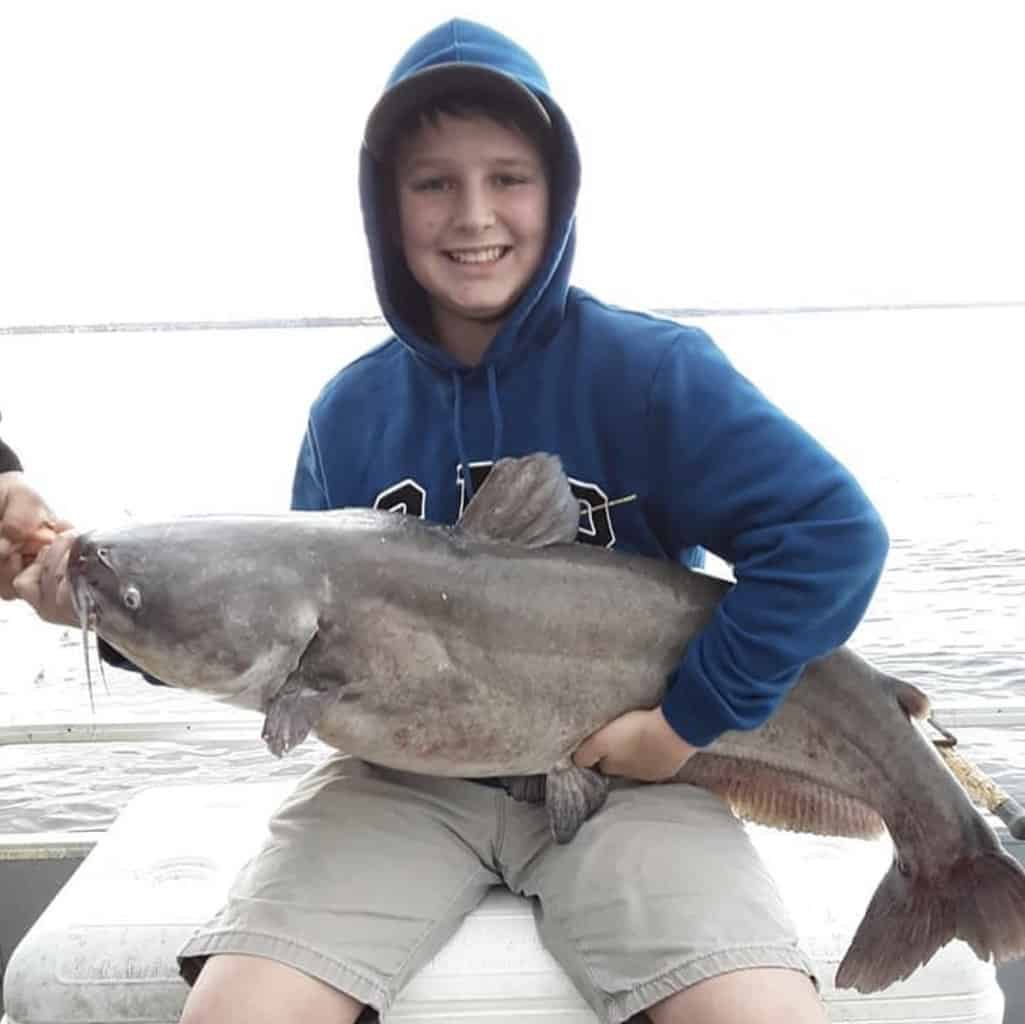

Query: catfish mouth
left=68, top=534, right=108, bottom=628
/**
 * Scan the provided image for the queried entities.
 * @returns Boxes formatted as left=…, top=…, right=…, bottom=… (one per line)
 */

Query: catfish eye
left=122, top=585, right=142, bottom=611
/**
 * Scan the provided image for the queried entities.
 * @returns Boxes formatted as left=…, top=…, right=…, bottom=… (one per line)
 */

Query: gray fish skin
left=66, top=454, right=1025, bottom=993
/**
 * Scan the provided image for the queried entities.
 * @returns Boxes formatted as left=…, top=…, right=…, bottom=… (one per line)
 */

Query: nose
left=67, top=537, right=88, bottom=578
left=67, top=533, right=94, bottom=585
left=453, top=179, right=496, bottom=233
left=67, top=532, right=115, bottom=583
left=69, top=533, right=87, bottom=564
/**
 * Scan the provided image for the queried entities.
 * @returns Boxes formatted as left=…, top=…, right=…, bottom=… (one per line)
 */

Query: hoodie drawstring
left=452, top=372, right=472, bottom=501
left=451, top=365, right=505, bottom=503
left=487, top=364, right=504, bottom=463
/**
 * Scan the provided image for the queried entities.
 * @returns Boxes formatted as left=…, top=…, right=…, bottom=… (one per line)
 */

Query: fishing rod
left=928, top=716, right=1025, bottom=839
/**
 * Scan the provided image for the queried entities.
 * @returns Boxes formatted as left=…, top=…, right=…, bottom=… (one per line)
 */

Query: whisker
left=72, top=576, right=96, bottom=714
left=99, top=647, right=110, bottom=696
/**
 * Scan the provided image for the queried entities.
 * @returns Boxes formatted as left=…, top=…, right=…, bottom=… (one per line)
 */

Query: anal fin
left=677, top=753, right=885, bottom=838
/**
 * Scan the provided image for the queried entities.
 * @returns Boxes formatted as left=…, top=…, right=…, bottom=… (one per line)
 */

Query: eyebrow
left=399, top=155, right=540, bottom=174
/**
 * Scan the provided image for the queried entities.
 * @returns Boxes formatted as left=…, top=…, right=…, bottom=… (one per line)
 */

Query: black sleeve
left=0, top=413, right=23, bottom=473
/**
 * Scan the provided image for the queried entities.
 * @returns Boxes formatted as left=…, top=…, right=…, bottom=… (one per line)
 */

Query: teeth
left=447, top=247, right=506, bottom=264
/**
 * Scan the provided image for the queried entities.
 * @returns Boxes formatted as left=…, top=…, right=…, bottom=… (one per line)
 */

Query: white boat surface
left=2, top=708, right=1024, bottom=1023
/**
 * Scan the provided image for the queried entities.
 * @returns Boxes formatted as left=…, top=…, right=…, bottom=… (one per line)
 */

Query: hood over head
left=359, top=19, right=581, bottom=373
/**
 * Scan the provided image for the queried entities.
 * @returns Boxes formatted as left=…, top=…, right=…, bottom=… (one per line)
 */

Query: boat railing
left=4, top=705, right=1024, bottom=746
left=2, top=704, right=1023, bottom=859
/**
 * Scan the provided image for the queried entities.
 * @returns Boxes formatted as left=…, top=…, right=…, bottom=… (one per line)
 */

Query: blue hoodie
left=292, top=19, right=889, bottom=747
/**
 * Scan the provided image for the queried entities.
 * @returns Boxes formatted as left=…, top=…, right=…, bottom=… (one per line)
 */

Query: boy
left=18, top=18, right=888, bottom=1024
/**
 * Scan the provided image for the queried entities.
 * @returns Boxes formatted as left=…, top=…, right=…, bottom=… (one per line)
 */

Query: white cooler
left=2, top=781, right=1006, bottom=1023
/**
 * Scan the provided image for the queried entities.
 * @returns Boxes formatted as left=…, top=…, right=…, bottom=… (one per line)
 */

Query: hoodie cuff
left=660, top=659, right=740, bottom=748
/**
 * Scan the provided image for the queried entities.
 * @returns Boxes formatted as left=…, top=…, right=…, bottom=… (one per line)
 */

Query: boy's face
left=394, top=112, right=550, bottom=347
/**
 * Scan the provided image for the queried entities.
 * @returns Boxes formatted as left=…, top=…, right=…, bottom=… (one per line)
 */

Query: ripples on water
left=1, top=309, right=1023, bottom=835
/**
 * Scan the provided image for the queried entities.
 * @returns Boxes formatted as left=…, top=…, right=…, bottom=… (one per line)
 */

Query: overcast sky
left=2, top=1, right=1023, bottom=326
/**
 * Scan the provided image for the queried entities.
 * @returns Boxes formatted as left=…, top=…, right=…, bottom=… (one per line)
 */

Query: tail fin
left=836, top=848, right=1025, bottom=992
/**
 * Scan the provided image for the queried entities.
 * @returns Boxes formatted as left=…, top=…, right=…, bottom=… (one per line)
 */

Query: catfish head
left=67, top=517, right=321, bottom=711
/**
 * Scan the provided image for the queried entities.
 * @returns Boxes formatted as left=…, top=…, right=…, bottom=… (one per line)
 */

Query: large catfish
left=66, top=453, right=1025, bottom=992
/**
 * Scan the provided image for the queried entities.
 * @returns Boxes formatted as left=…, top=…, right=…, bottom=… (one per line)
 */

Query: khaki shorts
left=178, top=754, right=814, bottom=1023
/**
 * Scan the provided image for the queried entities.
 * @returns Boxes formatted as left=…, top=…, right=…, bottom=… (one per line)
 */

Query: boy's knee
left=180, top=953, right=365, bottom=1024
left=648, top=967, right=825, bottom=1024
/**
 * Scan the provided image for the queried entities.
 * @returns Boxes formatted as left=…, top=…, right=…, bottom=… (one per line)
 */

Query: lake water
left=1, top=306, right=1024, bottom=834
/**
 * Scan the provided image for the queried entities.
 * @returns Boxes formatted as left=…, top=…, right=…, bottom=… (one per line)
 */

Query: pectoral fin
left=262, top=627, right=335, bottom=757
left=546, top=759, right=611, bottom=843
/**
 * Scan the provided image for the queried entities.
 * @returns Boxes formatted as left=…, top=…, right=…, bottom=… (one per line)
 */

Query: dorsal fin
left=456, top=454, right=579, bottom=547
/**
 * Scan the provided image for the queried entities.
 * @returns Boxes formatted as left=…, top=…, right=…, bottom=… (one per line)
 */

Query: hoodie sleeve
left=647, top=329, right=889, bottom=747
left=291, top=419, right=331, bottom=512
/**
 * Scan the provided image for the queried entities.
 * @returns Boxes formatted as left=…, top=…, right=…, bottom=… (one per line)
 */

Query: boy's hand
left=0, top=471, right=71, bottom=599
left=13, top=530, right=81, bottom=626
left=573, top=707, right=697, bottom=781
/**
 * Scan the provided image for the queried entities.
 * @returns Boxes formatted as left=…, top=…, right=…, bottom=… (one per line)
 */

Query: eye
left=122, top=585, right=142, bottom=611
left=411, top=176, right=452, bottom=193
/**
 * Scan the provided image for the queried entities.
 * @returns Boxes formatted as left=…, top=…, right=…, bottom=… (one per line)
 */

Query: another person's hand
left=12, top=530, right=80, bottom=626
left=0, top=471, right=71, bottom=599
left=573, top=707, right=697, bottom=781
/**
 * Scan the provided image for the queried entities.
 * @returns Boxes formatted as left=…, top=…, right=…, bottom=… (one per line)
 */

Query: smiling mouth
left=444, top=246, right=511, bottom=265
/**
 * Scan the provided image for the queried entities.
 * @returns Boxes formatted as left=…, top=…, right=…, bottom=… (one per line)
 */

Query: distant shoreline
left=3, top=299, right=1025, bottom=336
